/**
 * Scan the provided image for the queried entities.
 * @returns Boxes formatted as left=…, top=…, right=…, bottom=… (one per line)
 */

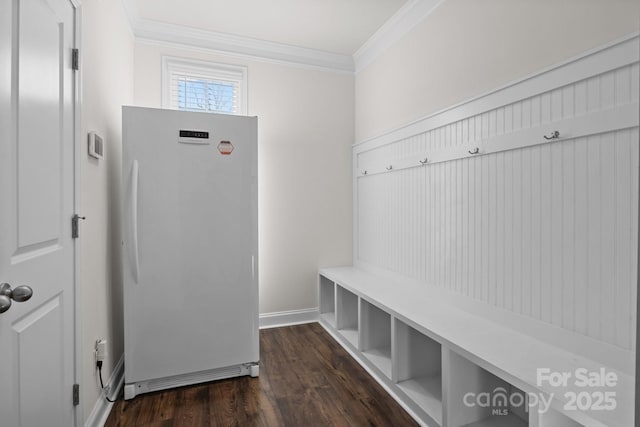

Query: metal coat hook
left=386, top=165, right=393, bottom=171
left=544, top=130, right=560, bottom=140
left=468, top=147, right=480, bottom=155
left=419, top=157, right=428, bottom=165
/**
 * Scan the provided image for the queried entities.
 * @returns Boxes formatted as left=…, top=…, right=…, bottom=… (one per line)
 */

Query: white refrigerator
left=121, top=106, right=259, bottom=400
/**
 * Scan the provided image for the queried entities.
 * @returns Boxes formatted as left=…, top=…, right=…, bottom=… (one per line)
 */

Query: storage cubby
left=444, top=349, right=528, bottom=427
left=336, top=286, right=359, bottom=347
left=535, top=409, right=583, bottom=427
left=360, top=299, right=392, bottom=378
left=394, top=319, right=443, bottom=424
left=319, top=275, right=335, bottom=327
left=318, top=267, right=630, bottom=427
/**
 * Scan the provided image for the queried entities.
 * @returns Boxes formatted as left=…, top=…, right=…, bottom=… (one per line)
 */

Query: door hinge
left=73, top=384, right=79, bottom=406
left=72, top=48, right=79, bottom=71
left=71, top=214, right=86, bottom=239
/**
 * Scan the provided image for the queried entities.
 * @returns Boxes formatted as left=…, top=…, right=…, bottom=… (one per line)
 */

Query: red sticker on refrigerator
left=217, top=140, right=234, bottom=155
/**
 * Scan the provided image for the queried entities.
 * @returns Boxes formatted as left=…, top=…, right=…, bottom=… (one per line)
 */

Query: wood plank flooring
left=105, top=323, right=418, bottom=426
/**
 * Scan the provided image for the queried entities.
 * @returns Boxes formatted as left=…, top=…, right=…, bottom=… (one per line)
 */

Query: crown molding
left=136, top=19, right=355, bottom=72
left=354, top=0, right=445, bottom=73
left=120, top=0, right=138, bottom=38
left=121, top=0, right=353, bottom=73
left=120, top=0, right=445, bottom=74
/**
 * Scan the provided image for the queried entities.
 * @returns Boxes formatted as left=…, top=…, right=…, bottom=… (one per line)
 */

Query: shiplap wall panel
left=560, top=141, right=575, bottom=332
left=539, top=143, right=552, bottom=325
left=355, top=48, right=639, bottom=350
left=601, top=132, right=616, bottom=347
left=357, top=129, right=638, bottom=349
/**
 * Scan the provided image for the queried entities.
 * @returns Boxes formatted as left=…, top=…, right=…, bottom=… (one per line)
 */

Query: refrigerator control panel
left=178, top=129, right=210, bottom=144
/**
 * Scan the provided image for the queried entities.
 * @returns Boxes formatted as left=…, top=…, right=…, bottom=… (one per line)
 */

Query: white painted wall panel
left=354, top=52, right=639, bottom=350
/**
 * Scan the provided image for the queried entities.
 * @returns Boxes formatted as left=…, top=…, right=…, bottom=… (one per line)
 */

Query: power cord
left=97, top=360, right=117, bottom=403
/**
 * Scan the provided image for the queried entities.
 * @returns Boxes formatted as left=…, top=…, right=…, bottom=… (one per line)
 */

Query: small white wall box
left=88, top=131, right=104, bottom=159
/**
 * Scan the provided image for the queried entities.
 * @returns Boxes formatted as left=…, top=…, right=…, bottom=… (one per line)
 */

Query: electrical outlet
left=95, top=339, right=107, bottom=363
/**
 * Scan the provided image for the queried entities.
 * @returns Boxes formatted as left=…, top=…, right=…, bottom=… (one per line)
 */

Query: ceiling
left=128, top=0, right=408, bottom=56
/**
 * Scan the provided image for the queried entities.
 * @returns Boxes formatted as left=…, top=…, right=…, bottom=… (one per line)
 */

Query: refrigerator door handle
left=131, top=160, right=140, bottom=283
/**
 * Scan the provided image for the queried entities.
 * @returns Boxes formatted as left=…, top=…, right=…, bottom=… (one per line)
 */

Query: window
left=162, top=57, right=247, bottom=115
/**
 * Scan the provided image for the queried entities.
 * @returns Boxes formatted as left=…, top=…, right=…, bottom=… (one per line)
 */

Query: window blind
left=169, top=72, right=238, bottom=114
left=162, top=58, right=247, bottom=115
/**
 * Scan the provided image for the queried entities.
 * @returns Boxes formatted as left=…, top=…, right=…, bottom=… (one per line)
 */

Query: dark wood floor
left=105, top=323, right=418, bottom=426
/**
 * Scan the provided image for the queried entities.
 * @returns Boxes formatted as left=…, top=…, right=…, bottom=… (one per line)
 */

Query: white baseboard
left=84, top=354, right=125, bottom=427
left=259, top=308, right=319, bottom=329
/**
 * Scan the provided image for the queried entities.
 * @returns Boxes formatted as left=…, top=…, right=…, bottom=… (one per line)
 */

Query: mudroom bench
left=318, top=266, right=634, bottom=427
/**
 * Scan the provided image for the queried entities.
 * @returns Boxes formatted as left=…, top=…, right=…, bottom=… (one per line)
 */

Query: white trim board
left=84, top=355, right=124, bottom=427
left=356, top=102, right=639, bottom=177
left=259, top=308, right=319, bottom=329
left=70, top=1, right=83, bottom=425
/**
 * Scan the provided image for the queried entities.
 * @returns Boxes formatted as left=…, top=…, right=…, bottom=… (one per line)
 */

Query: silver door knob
left=0, top=282, right=34, bottom=313
left=0, top=295, right=10, bottom=313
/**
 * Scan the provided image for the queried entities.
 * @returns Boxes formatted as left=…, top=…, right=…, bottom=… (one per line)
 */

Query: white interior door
left=0, top=0, right=77, bottom=426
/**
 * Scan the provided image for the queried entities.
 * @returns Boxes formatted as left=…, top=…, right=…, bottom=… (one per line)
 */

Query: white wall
left=80, top=0, right=134, bottom=422
left=355, top=0, right=640, bottom=142
left=133, top=43, right=354, bottom=314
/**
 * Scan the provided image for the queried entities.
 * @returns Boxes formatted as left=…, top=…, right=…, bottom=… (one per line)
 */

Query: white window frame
left=161, top=56, right=248, bottom=115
